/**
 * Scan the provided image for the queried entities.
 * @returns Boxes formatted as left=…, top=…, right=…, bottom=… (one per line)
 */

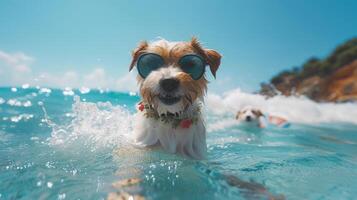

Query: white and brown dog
left=236, top=106, right=289, bottom=128
left=129, top=38, right=221, bottom=159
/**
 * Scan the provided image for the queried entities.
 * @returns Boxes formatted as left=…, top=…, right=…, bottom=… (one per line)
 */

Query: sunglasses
left=136, top=53, right=206, bottom=80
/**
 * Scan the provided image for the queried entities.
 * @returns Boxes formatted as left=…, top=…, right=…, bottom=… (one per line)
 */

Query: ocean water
left=0, top=86, right=357, bottom=200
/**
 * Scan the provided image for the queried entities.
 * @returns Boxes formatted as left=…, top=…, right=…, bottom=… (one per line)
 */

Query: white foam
left=7, top=99, right=23, bottom=107
left=10, top=114, right=34, bottom=122
left=39, top=87, right=51, bottom=94
left=206, top=88, right=357, bottom=130
left=63, top=87, right=74, bottom=96
left=79, top=87, right=90, bottom=94
left=46, top=96, right=133, bottom=149
left=23, top=100, right=32, bottom=107
left=6, top=99, right=32, bottom=107
left=22, top=83, right=30, bottom=89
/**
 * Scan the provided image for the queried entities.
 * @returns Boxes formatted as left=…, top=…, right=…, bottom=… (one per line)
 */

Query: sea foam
left=206, top=89, right=357, bottom=131
left=45, top=96, right=133, bottom=149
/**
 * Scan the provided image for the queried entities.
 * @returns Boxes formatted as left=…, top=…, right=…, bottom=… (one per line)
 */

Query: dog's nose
left=246, top=116, right=252, bottom=122
left=160, top=78, right=180, bottom=92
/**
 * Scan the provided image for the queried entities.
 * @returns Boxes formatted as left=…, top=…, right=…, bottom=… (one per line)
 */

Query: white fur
left=149, top=39, right=179, bottom=50
left=132, top=102, right=207, bottom=159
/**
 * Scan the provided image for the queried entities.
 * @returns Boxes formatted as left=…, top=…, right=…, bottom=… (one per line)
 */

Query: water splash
left=6, top=99, right=32, bottom=107
left=79, top=87, right=90, bottom=94
left=62, top=87, right=75, bottom=96
left=44, top=96, right=133, bottom=149
left=9, top=114, right=34, bottom=122
left=39, top=87, right=52, bottom=94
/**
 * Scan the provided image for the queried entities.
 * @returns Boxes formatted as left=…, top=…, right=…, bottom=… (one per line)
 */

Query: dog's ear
left=253, top=109, right=264, bottom=117
left=235, top=111, right=242, bottom=119
left=129, top=41, right=148, bottom=71
left=205, top=49, right=221, bottom=78
left=190, top=37, right=222, bottom=78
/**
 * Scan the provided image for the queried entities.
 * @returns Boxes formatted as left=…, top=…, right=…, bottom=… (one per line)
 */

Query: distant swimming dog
left=236, top=106, right=289, bottom=128
left=129, top=38, right=221, bottom=159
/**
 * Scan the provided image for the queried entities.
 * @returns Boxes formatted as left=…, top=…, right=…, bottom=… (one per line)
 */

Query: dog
left=128, top=37, right=221, bottom=159
left=236, top=106, right=289, bottom=128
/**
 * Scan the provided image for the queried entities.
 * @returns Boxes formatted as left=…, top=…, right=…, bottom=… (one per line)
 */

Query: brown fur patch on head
left=252, top=109, right=264, bottom=117
left=129, top=41, right=148, bottom=71
left=236, top=111, right=242, bottom=120
left=190, top=37, right=206, bottom=57
left=146, top=41, right=170, bottom=60
left=169, top=42, right=196, bottom=62
left=176, top=72, right=207, bottom=108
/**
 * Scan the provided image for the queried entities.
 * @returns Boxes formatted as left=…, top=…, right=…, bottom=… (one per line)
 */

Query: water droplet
left=37, top=181, right=42, bottom=186
left=47, top=182, right=53, bottom=188
left=63, top=87, right=74, bottom=96
left=58, top=193, right=66, bottom=200
left=79, top=87, right=90, bottom=94
left=39, top=88, right=51, bottom=94
left=22, top=83, right=30, bottom=89
left=23, top=100, right=32, bottom=107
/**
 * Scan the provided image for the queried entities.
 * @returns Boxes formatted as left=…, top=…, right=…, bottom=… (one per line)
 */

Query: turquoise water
left=1, top=87, right=357, bottom=200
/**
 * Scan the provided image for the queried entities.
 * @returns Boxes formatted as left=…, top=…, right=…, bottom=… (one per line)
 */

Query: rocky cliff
left=261, top=38, right=357, bottom=102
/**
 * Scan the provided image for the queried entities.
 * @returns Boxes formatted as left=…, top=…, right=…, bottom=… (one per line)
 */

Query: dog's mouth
left=158, top=94, right=181, bottom=105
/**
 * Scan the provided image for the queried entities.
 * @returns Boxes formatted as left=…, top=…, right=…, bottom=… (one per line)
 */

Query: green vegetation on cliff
left=270, top=38, right=357, bottom=85
left=262, top=38, right=357, bottom=102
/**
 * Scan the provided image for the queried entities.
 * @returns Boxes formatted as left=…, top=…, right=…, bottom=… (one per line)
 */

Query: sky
left=0, top=0, right=357, bottom=93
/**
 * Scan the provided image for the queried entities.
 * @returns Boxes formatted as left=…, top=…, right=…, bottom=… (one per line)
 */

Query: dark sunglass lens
left=137, top=54, right=164, bottom=78
left=179, top=55, right=205, bottom=80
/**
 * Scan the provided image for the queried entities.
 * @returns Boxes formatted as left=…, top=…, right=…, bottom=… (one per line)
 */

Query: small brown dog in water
left=236, top=106, right=290, bottom=128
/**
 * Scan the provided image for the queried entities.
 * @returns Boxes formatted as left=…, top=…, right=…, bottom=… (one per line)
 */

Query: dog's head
left=236, top=106, right=264, bottom=124
left=129, top=38, right=221, bottom=115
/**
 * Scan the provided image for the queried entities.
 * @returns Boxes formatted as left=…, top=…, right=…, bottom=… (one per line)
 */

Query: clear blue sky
left=1, top=0, right=357, bottom=92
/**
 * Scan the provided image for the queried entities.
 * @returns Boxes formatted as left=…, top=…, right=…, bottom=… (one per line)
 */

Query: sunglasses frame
left=136, top=53, right=207, bottom=80
left=136, top=53, right=165, bottom=79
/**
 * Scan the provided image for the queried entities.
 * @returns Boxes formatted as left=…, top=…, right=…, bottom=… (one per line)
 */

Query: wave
left=206, top=88, right=357, bottom=130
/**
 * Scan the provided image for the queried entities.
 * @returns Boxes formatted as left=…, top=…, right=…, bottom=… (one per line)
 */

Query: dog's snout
left=246, top=116, right=252, bottom=122
left=160, top=78, right=180, bottom=92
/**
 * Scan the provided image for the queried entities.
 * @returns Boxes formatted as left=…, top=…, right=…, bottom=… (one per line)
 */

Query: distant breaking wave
left=206, top=88, right=357, bottom=131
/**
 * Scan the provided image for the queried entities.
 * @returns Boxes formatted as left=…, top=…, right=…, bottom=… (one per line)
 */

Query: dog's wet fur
left=129, top=38, right=221, bottom=159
